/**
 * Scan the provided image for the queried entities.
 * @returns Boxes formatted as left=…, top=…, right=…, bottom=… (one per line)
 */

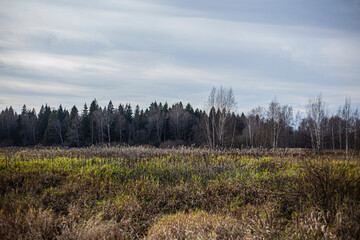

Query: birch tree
left=306, top=94, right=327, bottom=154
left=354, top=109, right=359, bottom=151
left=342, top=96, right=351, bottom=158
left=104, top=101, right=115, bottom=144
left=205, top=86, right=236, bottom=148
left=268, top=99, right=281, bottom=149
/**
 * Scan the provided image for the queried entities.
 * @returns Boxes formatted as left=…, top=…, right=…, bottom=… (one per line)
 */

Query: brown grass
left=0, top=147, right=359, bottom=239
left=146, top=210, right=245, bottom=240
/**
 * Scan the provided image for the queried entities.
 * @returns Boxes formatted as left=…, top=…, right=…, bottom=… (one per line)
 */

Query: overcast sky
left=1, top=0, right=360, bottom=114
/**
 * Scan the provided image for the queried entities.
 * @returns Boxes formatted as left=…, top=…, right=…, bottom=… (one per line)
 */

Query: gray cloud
left=0, top=0, right=359, bottom=113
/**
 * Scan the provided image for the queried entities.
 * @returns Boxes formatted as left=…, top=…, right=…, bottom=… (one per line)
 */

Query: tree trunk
left=316, top=126, right=321, bottom=154
left=338, top=121, right=342, bottom=149
left=272, top=121, right=276, bottom=149
left=309, top=120, right=315, bottom=151
left=231, top=119, right=236, bottom=148
left=101, top=121, right=104, bottom=143
left=91, top=122, right=94, bottom=144
left=56, top=127, right=63, bottom=145
left=205, top=117, right=212, bottom=148
left=345, top=121, right=349, bottom=158
left=107, top=123, right=111, bottom=144
left=128, top=126, right=132, bottom=144
left=119, top=124, right=122, bottom=143
left=59, top=131, right=63, bottom=145
left=247, top=122, right=252, bottom=147
left=331, top=122, right=335, bottom=150
left=212, top=113, right=216, bottom=149
left=32, top=125, right=36, bottom=144
left=355, top=120, right=357, bottom=151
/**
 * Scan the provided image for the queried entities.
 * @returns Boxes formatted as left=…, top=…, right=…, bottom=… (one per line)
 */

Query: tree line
left=0, top=88, right=359, bottom=153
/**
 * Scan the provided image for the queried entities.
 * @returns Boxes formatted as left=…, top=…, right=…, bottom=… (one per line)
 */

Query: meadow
left=0, top=147, right=359, bottom=239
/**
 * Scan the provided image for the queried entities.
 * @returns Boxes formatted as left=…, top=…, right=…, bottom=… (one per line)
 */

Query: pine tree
left=67, top=105, right=80, bottom=147
left=37, top=104, right=51, bottom=143
left=89, top=99, right=99, bottom=144
left=81, top=103, right=91, bottom=145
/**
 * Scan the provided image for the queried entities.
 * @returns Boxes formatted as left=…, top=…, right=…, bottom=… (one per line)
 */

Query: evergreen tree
left=0, top=107, right=17, bottom=145
left=124, top=104, right=132, bottom=122
left=185, top=103, right=194, bottom=115
left=14, top=115, right=25, bottom=146
left=70, top=106, right=78, bottom=120
left=124, top=104, right=133, bottom=144
left=44, top=110, right=63, bottom=145
left=37, top=104, right=51, bottom=143
left=67, top=105, right=81, bottom=147
left=107, top=100, right=114, bottom=114
left=81, top=103, right=91, bottom=145
left=89, top=99, right=99, bottom=144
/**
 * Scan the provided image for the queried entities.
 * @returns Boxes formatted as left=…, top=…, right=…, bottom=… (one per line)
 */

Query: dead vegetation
left=0, top=147, right=359, bottom=239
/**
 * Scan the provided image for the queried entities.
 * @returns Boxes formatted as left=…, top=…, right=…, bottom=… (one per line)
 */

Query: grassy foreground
left=0, top=147, right=359, bottom=239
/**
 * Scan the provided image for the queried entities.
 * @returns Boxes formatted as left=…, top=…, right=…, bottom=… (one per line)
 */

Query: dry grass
left=146, top=210, right=245, bottom=240
left=0, top=147, right=359, bottom=239
left=0, top=207, right=59, bottom=240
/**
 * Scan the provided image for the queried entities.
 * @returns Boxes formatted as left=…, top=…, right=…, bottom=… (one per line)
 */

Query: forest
left=0, top=87, right=359, bottom=154
left=1, top=88, right=360, bottom=239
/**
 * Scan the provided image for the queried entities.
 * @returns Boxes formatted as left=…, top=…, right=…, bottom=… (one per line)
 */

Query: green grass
left=0, top=147, right=359, bottom=239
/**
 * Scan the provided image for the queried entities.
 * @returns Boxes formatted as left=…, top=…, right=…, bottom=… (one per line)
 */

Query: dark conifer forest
left=1, top=90, right=359, bottom=152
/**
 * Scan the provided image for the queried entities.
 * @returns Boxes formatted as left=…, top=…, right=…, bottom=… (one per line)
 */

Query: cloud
left=0, top=0, right=359, bottom=113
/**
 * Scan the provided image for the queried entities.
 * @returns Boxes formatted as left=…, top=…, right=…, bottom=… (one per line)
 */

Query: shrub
left=295, top=159, right=360, bottom=221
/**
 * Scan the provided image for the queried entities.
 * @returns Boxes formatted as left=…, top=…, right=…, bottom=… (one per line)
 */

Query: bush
left=295, top=159, right=360, bottom=220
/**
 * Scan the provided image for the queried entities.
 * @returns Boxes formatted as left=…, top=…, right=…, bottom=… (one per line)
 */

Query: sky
left=1, top=0, right=360, bottom=115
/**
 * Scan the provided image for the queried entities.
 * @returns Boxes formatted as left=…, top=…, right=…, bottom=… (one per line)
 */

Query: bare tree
left=279, top=104, right=294, bottom=148
left=47, top=111, right=63, bottom=145
left=169, top=102, right=190, bottom=140
left=205, top=86, right=236, bottom=148
left=230, top=113, right=237, bottom=148
left=265, top=100, right=293, bottom=149
left=307, top=94, right=327, bottom=154
left=336, top=107, right=343, bottom=150
left=342, top=96, right=351, bottom=158
left=104, top=102, right=115, bottom=144
left=93, top=109, right=105, bottom=143
left=116, top=112, right=126, bottom=143
left=329, top=115, right=336, bottom=150
left=216, top=87, right=236, bottom=147
left=67, top=117, right=80, bottom=147
left=207, top=87, right=216, bottom=149
left=201, top=111, right=213, bottom=148
left=245, top=110, right=256, bottom=148
left=354, top=108, right=359, bottom=151
left=245, top=106, right=264, bottom=148
left=268, top=99, right=281, bottom=149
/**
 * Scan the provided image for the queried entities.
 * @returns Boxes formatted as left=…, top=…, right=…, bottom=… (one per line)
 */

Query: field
left=0, top=147, right=359, bottom=239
